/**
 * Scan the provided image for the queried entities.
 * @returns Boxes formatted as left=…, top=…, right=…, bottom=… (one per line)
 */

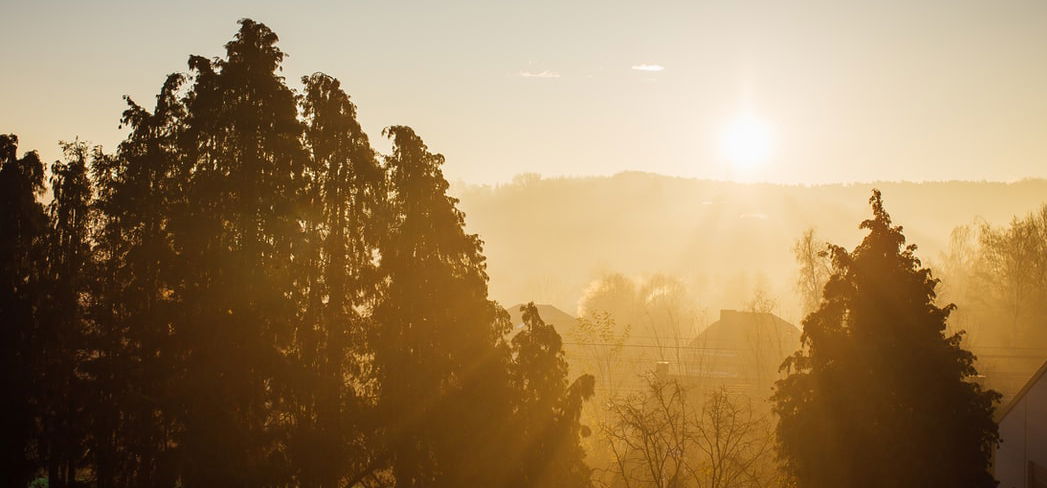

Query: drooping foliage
left=508, top=303, right=595, bottom=488
left=371, top=125, right=516, bottom=487
left=289, top=72, right=384, bottom=488
left=0, top=18, right=595, bottom=488
left=166, top=19, right=309, bottom=487
left=0, top=134, right=49, bottom=488
left=39, top=141, right=96, bottom=488
left=773, top=190, right=1001, bottom=488
left=86, top=72, right=186, bottom=487
left=5, top=18, right=1027, bottom=488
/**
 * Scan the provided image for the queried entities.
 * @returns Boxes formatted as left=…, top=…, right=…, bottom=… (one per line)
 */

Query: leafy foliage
left=0, top=19, right=595, bottom=488
left=0, top=134, right=49, bottom=488
left=773, top=190, right=1001, bottom=488
left=2, top=18, right=1013, bottom=488
left=509, top=303, right=595, bottom=488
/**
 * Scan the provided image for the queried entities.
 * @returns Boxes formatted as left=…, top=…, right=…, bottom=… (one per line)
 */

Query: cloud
left=518, top=70, right=561, bottom=79
left=631, top=64, right=665, bottom=72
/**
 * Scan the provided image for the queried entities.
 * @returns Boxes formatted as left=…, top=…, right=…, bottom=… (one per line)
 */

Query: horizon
left=453, top=169, right=1047, bottom=188
left=5, top=1, right=1047, bottom=185
left=4, top=5, right=1047, bottom=488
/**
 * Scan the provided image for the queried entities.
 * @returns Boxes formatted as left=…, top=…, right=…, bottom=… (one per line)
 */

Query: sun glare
left=721, top=114, right=773, bottom=170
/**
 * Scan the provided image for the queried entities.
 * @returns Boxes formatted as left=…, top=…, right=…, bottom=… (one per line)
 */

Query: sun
left=720, top=114, right=773, bottom=170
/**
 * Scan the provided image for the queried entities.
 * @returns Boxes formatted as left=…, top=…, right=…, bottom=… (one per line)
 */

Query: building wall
left=997, top=368, right=1047, bottom=488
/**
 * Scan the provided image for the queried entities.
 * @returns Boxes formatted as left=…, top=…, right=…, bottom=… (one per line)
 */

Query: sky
left=3, top=0, right=1047, bottom=184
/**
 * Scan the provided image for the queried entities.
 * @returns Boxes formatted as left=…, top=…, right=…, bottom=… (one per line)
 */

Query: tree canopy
left=2, top=17, right=1020, bottom=488
left=0, top=18, right=593, bottom=488
left=773, top=190, right=1001, bottom=488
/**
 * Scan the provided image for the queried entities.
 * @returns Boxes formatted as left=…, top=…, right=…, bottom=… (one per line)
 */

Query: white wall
left=997, top=367, right=1047, bottom=488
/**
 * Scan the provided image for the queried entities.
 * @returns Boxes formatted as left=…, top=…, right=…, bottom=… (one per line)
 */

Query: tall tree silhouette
left=290, top=72, right=384, bottom=488
left=3, top=18, right=606, bottom=487
left=773, top=190, right=1000, bottom=488
left=171, top=19, right=306, bottom=486
left=87, top=73, right=187, bottom=487
left=372, top=126, right=514, bottom=487
left=508, top=303, right=595, bottom=488
left=0, top=135, right=49, bottom=488
left=41, top=141, right=96, bottom=487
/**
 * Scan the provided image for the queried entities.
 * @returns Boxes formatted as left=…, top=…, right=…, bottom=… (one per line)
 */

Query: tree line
left=585, top=191, right=1003, bottom=488
left=936, top=205, right=1047, bottom=349
left=1, top=19, right=593, bottom=488
left=3, top=18, right=1007, bottom=488
left=776, top=191, right=1001, bottom=488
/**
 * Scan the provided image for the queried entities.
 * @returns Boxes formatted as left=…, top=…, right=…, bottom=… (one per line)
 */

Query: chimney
left=655, top=360, right=670, bottom=377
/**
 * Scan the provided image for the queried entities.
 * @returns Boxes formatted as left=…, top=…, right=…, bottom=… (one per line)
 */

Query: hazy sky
left=3, top=0, right=1047, bottom=184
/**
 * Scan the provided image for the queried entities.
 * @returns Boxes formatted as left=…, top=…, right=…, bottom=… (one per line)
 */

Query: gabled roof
left=690, top=309, right=801, bottom=350
left=505, top=303, right=578, bottom=336
left=995, top=358, right=1047, bottom=422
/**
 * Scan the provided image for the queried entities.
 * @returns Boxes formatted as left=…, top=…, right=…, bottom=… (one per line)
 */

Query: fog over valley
left=457, top=173, right=1047, bottom=325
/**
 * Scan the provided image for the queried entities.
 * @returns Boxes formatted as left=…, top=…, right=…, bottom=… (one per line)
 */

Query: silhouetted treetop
left=0, top=134, right=49, bottom=488
left=1, top=18, right=596, bottom=488
left=774, top=189, right=1000, bottom=488
left=226, top=18, right=285, bottom=73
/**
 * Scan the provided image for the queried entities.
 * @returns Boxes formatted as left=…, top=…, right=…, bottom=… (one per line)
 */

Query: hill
left=455, top=173, right=1047, bottom=323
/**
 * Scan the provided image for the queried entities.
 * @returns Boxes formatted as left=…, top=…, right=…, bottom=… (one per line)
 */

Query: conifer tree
left=171, top=19, right=306, bottom=486
left=372, top=126, right=514, bottom=487
left=773, top=190, right=1001, bottom=488
left=291, top=72, right=384, bottom=488
left=0, top=134, right=49, bottom=488
left=87, top=73, right=187, bottom=487
left=2, top=19, right=615, bottom=487
left=509, top=303, right=595, bottom=488
left=41, top=141, right=96, bottom=488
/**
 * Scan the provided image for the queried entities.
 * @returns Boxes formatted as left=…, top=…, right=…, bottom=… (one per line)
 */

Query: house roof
left=995, top=358, right=1047, bottom=422
left=690, top=309, right=801, bottom=350
left=505, top=303, right=578, bottom=336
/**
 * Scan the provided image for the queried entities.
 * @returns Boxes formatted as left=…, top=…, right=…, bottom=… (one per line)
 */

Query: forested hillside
left=455, top=174, right=1047, bottom=321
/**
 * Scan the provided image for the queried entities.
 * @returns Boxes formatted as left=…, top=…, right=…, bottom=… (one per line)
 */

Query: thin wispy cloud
left=631, top=64, right=664, bottom=72
left=518, top=70, right=561, bottom=79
